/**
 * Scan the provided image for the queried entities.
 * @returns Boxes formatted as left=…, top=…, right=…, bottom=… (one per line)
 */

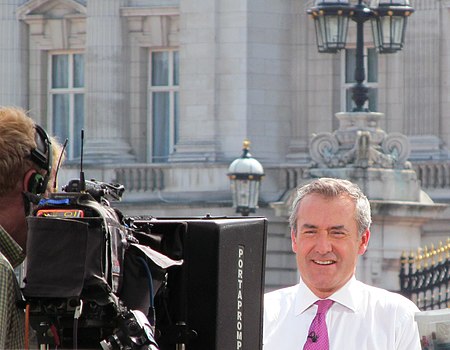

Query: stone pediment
left=18, top=0, right=87, bottom=49
left=17, top=0, right=86, bottom=19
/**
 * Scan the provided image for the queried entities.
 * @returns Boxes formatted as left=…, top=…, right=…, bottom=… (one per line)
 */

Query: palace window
left=49, top=52, right=85, bottom=159
left=149, top=50, right=179, bottom=163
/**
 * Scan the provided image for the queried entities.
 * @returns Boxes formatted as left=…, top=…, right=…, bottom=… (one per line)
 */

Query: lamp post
left=307, top=0, right=414, bottom=112
left=227, top=140, right=264, bottom=216
left=304, top=1, right=422, bottom=293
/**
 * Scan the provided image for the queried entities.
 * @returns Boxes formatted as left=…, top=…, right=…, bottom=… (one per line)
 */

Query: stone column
left=0, top=2, right=27, bottom=107
left=170, top=0, right=222, bottom=162
left=287, top=2, right=336, bottom=163
left=84, top=0, right=134, bottom=163
left=440, top=0, right=450, bottom=147
left=403, top=0, right=440, bottom=136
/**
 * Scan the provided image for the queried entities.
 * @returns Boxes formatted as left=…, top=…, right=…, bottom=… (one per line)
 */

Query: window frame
left=148, top=49, right=179, bottom=163
left=48, top=50, right=85, bottom=160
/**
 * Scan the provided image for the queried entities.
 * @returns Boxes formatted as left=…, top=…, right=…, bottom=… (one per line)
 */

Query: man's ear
left=291, top=228, right=298, bottom=253
left=358, top=229, right=371, bottom=255
left=23, top=169, right=44, bottom=194
left=23, top=169, right=35, bottom=191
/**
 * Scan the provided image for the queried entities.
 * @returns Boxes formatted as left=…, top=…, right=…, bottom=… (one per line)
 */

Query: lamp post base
left=309, top=111, right=411, bottom=170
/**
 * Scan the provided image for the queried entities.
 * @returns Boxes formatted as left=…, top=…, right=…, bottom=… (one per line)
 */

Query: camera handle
left=100, top=310, right=159, bottom=350
left=172, top=322, right=197, bottom=349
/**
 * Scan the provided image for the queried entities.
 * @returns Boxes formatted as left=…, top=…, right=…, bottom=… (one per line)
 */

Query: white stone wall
left=0, top=2, right=28, bottom=107
left=10, top=0, right=450, bottom=165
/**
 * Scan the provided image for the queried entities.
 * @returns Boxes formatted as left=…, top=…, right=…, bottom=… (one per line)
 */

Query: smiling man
left=263, top=178, right=421, bottom=350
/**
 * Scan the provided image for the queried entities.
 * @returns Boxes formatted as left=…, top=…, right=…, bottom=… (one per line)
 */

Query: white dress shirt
left=263, top=277, right=421, bottom=350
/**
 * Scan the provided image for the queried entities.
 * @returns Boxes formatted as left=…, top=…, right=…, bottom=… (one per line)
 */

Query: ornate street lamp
left=371, top=1, right=414, bottom=53
left=307, top=1, right=353, bottom=53
left=307, top=0, right=414, bottom=111
left=227, top=140, right=264, bottom=216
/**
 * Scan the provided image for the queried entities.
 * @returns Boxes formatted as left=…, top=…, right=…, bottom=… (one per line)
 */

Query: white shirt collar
left=294, top=276, right=359, bottom=315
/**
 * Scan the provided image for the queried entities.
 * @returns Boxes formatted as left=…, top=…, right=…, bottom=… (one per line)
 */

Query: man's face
left=291, top=193, right=370, bottom=298
left=0, top=186, right=29, bottom=252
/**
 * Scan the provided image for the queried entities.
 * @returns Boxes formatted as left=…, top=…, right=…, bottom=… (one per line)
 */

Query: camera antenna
left=52, top=138, right=68, bottom=192
left=79, top=129, right=86, bottom=192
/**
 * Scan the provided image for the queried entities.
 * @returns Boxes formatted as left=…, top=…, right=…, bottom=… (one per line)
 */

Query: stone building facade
left=2, top=0, right=450, bottom=292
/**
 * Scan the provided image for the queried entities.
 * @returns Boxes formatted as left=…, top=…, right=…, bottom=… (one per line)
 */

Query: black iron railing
left=400, top=241, right=450, bottom=310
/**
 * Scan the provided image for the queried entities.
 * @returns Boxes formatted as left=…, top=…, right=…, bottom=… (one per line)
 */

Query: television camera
left=22, top=178, right=267, bottom=349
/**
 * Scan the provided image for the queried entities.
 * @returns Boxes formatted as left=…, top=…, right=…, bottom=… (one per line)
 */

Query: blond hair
left=0, top=107, right=37, bottom=195
left=0, top=106, right=65, bottom=196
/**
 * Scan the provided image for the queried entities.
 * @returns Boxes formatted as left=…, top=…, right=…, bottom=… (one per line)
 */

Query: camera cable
left=136, top=257, right=156, bottom=325
left=73, top=300, right=83, bottom=350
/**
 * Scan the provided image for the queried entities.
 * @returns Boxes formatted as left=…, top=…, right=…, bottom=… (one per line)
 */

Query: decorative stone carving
left=381, top=132, right=410, bottom=165
left=309, top=132, right=341, bottom=167
left=309, top=112, right=411, bottom=169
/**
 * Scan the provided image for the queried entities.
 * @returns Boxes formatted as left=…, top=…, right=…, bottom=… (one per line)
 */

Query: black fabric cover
left=119, top=243, right=182, bottom=314
left=23, top=216, right=107, bottom=298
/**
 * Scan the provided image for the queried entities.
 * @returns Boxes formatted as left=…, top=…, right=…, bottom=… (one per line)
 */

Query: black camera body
left=22, top=179, right=267, bottom=349
left=23, top=179, right=169, bottom=349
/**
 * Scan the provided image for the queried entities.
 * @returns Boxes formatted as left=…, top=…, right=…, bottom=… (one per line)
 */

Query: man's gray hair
left=288, top=178, right=372, bottom=236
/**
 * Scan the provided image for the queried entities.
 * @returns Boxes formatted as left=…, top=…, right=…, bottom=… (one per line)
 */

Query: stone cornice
left=120, top=6, right=179, bottom=18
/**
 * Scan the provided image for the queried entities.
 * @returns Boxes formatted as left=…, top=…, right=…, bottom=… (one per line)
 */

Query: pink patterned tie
left=303, top=299, right=334, bottom=350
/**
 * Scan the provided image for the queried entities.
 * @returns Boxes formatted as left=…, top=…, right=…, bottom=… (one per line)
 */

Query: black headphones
left=28, top=124, right=53, bottom=195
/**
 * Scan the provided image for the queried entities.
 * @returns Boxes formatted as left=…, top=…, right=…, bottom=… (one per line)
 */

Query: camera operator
left=0, top=106, right=63, bottom=349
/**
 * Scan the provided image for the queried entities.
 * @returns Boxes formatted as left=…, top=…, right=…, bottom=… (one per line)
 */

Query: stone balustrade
left=115, top=165, right=165, bottom=192
left=413, top=161, right=450, bottom=189
left=69, top=160, right=450, bottom=198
